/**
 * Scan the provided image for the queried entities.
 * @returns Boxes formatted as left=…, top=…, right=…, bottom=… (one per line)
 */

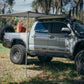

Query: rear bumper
left=3, top=39, right=11, bottom=48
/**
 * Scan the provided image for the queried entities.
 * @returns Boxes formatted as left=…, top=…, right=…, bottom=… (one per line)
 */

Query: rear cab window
left=35, top=23, right=49, bottom=33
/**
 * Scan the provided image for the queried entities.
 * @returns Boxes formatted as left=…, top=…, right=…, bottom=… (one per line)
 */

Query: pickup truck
left=2, top=19, right=84, bottom=75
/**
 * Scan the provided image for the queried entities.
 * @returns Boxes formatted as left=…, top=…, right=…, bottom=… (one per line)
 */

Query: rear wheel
left=10, top=44, right=26, bottom=64
left=75, top=50, right=84, bottom=75
left=38, top=56, right=52, bottom=63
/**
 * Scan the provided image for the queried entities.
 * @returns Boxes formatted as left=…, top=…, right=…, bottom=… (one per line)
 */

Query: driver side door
left=47, top=22, right=70, bottom=56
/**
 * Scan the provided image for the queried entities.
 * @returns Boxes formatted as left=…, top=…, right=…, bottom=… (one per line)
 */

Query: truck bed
left=3, top=32, right=29, bottom=48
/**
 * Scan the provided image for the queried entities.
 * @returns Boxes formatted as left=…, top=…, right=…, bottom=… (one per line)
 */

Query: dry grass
left=0, top=43, right=84, bottom=84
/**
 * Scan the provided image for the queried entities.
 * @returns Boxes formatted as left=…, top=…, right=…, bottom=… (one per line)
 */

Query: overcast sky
left=13, top=0, right=34, bottom=13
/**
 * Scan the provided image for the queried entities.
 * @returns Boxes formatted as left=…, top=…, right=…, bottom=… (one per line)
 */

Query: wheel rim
left=12, top=49, right=21, bottom=62
left=14, top=52, right=19, bottom=60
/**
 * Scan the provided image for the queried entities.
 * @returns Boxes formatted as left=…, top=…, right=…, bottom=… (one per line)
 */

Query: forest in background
left=0, top=0, right=84, bottom=31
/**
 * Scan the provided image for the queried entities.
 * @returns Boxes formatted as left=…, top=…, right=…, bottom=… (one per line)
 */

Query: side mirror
left=61, top=28, right=71, bottom=34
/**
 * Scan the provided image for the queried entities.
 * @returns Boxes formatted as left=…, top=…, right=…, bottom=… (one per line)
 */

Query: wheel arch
left=11, top=39, right=26, bottom=48
left=73, top=41, right=84, bottom=59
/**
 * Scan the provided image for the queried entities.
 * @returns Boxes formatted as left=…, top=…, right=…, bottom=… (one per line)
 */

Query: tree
left=0, top=0, right=15, bottom=14
left=31, top=0, right=83, bottom=15
left=32, top=0, right=52, bottom=14
left=72, top=0, right=83, bottom=20
left=32, top=0, right=71, bottom=14
left=7, top=0, right=15, bottom=13
left=0, top=1, right=2, bottom=13
left=1, top=0, right=7, bottom=14
left=52, top=0, right=62, bottom=14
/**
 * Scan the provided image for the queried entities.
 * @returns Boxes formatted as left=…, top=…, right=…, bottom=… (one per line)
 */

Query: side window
left=35, top=23, right=48, bottom=33
left=51, top=22, right=68, bottom=33
left=75, top=24, right=80, bottom=32
left=74, top=23, right=84, bottom=33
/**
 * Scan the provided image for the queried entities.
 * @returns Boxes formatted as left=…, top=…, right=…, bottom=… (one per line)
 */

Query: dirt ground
left=0, top=44, right=84, bottom=84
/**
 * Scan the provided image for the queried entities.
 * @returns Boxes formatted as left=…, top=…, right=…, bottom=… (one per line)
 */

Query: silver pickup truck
left=2, top=19, right=84, bottom=75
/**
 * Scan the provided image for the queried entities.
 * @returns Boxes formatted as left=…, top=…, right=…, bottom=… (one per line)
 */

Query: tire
left=38, top=56, right=52, bottom=63
left=10, top=44, right=26, bottom=64
left=0, top=25, right=15, bottom=41
left=75, top=50, right=84, bottom=75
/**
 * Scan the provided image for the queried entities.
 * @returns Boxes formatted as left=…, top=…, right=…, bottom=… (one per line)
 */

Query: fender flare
left=11, top=39, right=26, bottom=48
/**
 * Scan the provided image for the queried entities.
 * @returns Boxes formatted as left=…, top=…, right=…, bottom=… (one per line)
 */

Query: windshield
left=73, top=22, right=84, bottom=34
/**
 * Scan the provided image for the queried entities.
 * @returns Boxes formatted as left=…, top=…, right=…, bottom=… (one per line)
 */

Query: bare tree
left=32, top=0, right=72, bottom=14
left=7, top=0, right=15, bottom=13
left=0, top=0, right=15, bottom=14
left=72, top=0, right=83, bottom=19
left=31, top=0, right=83, bottom=15
left=32, top=0, right=52, bottom=14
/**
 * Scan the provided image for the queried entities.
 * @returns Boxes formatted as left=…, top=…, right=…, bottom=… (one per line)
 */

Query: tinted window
left=51, top=22, right=67, bottom=33
left=35, top=23, right=48, bottom=33
left=35, top=22, right=67, bottom=33
left=74, top=23, right=84, bottom=33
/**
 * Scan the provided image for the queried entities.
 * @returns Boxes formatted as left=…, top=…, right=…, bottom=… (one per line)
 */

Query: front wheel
left=38, top=56, right=52, bottom=63
left=10, top=44, right=26, bottom=64
left=75, top=50, right=84, bottom=75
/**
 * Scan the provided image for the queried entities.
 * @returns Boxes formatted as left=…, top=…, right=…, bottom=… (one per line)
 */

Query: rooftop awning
left=0, top=11, right=51, bottom=18
left=0, top=11, right=68, bottom=18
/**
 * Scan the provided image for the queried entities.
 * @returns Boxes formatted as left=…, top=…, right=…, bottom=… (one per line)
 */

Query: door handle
left=49, top=36, right=54, bottom=39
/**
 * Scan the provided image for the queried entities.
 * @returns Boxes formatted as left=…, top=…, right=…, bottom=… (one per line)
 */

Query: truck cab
left=29, top=21, right=72, bottom=57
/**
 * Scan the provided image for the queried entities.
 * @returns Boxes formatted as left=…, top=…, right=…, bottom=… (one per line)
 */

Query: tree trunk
left=56, top=0, right=62, bottom=14
left=80, top=0, right=83, bottom=21
left=2, top=4, right=6, bottom=14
